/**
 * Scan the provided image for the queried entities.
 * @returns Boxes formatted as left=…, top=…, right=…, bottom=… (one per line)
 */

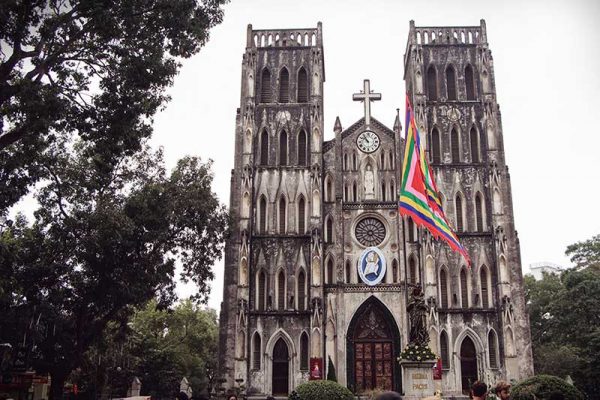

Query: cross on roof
left=352, top=79, right=381, bottom=128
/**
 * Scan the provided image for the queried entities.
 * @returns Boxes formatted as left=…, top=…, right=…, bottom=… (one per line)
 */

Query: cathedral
left=217, top=20, right=533, bottom=397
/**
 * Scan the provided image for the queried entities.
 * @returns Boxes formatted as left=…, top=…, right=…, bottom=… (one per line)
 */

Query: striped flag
left=399, top=95, right=471, bottom=266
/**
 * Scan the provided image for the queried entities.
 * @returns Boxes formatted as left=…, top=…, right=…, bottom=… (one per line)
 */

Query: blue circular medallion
left=358, top=247, right=387, bottom=286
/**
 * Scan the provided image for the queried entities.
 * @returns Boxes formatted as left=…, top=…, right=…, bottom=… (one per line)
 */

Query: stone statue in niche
left=407, top=286, right=429, bottom=346
left=364, top=164, right=375, bottom=200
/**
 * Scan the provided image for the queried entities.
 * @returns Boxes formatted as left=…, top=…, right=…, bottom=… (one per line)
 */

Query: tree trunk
left=49, top=369, right=68, bottom=400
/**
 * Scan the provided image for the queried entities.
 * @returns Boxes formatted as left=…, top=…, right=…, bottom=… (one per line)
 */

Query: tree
left=0, top=142, right=228, bottom=400
left=524, top=234, right=600, bottom=399
left=0, top=0, right=227, bottom=212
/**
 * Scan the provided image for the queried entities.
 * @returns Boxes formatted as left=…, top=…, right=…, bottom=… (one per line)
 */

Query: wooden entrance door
left=351, top=304, right=394, bottom=392
left=460, top=336, right=478, bottom=394
left=272, top=338, right=289, bottom=395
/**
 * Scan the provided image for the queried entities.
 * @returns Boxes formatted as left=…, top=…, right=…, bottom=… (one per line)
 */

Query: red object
left=309, top=358, right=323, bottom=380
left=73, top=384, right=78, bottom=394
left=433, top=358, right=442, bottom=380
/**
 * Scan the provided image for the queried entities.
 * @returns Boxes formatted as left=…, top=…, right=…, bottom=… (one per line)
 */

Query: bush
left=511, top=375, right=585, bottom=400
left=290, top=380, right=354, bottom=400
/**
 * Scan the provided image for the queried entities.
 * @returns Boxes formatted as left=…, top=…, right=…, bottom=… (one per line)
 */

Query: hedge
left=290, top=380, right=354, bottom=400
left=511, top=375, right=585, bottom=400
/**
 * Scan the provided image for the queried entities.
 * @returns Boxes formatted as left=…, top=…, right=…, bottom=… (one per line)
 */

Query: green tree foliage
left=291, top=380, right=354, bottom=400
left=0, top=143, right=227, bottom=400
left=525, top=235, right=600, bottom=399
left=511, top=375, right=585, bottom=400
left=0, top=0, right=227, bottom=212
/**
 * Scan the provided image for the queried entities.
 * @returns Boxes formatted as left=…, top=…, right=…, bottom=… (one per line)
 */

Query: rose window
left=355, top=218, right=386, bottom=247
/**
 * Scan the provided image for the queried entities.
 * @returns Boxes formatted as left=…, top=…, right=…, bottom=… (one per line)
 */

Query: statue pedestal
left=400, top=360, right=436, bottom=399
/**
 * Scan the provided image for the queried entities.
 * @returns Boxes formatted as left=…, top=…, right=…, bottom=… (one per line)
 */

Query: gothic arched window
left=252, top=332, right=261, bottom=369
left=427, top=65, right=437, bottom=101
left=345, top=260, right=351, bottom=283
left=446, top=65, right=457, bottom=100
left=470, top=127, right=480, bottom=163
left=259, top=195, right=267, bottom=233
left=279, top=68, right=289, bottom=103
left=408, top=217, right=415, bottom=242
left=480, top=266, right=489, bottom=308
left=455, top=194, right=464, bottom=232
left=257, top=270, right=266, bottom=311
left=440, top=331, right=450, bottom=369
left=300, top=332, right=309, bottom=370
left=326, top=216, right=333, bottom=243
left=451, top=127, right=460, bottom=163
left=298, top=129, right=307, bottom=166
left=327, top=258, right=334, bottom=284
left=279, top=130, right=288, bottom=166
left=431, top=128, right=441, bottom=164
left=409, top=256, right=417, bottom=284
left=475, top=193, right=484, bottom=232
left=325, top=176, right=332, bottom=202
left=489, top=330, right=498, bottom=368
left=460, top=268, right=469, bottom=308
left=298, top=269, right=306, bottom=311
left=298, top=196, right=305, bottom=233
left=465, top=64, right=476, bottom=100
left=260, top=130, right=269, bottom=165
left=260, top=68, right=271, bottom=103
left=352, top=182, right=357, bottom=202
left=440, top=268, right=449, bottom=308
left=277, top=269, right=286, bottom=311
left=279, top=197, right=286, bottom=234
left=343, top=154, right=348, bottom=171
left=381, top=182, right=386, bottom=201
left=297, top=67, right=308, bottom=102
left=392, top=259, right=398, bottom=283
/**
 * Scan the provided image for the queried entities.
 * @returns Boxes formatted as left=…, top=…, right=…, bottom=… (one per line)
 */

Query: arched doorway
left=460, top=336, right=478, bottom=394
left=347, top=297, right=401, bottom=393
left=272, top=338, right=289, bottom=395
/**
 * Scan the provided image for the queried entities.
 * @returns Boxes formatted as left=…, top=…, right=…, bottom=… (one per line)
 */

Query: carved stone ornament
left=447, top=107, right=461, bottom=122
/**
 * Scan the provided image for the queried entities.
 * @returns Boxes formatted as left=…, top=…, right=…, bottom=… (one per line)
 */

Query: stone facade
left=217, top=20, right=533, bottom=398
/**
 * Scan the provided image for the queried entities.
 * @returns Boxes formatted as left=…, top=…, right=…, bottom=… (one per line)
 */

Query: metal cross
left=353, top=79, right=382, bottom=127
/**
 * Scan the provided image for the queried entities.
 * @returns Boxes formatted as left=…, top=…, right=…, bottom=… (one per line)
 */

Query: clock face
left=356, top=131, right=380, bottom=153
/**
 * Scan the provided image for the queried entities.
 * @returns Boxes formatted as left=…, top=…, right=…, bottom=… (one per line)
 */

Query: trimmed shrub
left=290, top=380, right=354, bottom=400
left=511, top=375, right=585, bottom=400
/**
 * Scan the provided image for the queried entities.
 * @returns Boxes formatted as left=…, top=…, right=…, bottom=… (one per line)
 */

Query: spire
left=393, top=108, right=402, bottom=134
left=334, top=116, right=342, bottom=134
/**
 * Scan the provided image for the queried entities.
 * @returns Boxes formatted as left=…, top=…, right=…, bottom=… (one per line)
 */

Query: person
left=471, top=381, right=488, bottom=400
left=266, top=397, right=275, bottom=400
left=226, top=395, right=238, bottom=400
left=375, top=392, right=402, bottom=400
left=494, top=381, right=511, bottom=400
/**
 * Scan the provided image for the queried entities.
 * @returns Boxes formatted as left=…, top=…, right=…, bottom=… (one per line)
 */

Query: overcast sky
left=150, top=0, right=600, bottom=311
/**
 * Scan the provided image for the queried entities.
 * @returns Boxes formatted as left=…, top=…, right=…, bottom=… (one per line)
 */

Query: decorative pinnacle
left=334, top=116, right=342, bottom=134
left=393, top=108, right=402, bottom=134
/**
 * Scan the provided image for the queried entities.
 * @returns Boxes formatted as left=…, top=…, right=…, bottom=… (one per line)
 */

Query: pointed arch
left=408, top=217, right=416, bottom=242
left=352, top=152, right=357, bottom=170
left=380, top=152, right=385, bottom=170
left=381, top=181, right=386, bottom=201
left=279, top=130, right=288, bottom=165
left=440, top=330, right=450, bottom=369
left=431, top=127, right=441, bottom=164
left=252, top=331, right=262, bottom=369
left=344, top=184, right=349, bottom=202
left=390, top=179, right=396, bottom=200
left=297, top=67, right=308, bottom=102
left=493, top=187, right=502, bottom=214
left=325, top=215, right=334, bottom=243
left=297, top=268, right=306, bottom=311
left=465, top=64, right=476, bottom=100
left=392, top=259, right=399, bottom=283
left=326, top=256, right=334, bottom=284
left=458, top=334, right=479, bottom=393
left=439, top=266, right=449, bottom=308
left=409, top=255, right=418, bottom=284
left=460, top=267, right=469, bottom=308
left=279, top=67, right=289, bottom=103
left=389, top=150, right=395, bottom=169
left=480, top=264, right=491, bottom=308
left=352, top=181, right=358, bottom=202
left=297, top=195, right=306, bottom=233
left=300, top=332, right=309, bottom=370
left=325, top=175, right=333, bottom=202
left=475, top=192, right=485, bottom=232
left=279, top=196, right=287, bottom=233
left=257, top=269, right=267, bottom=310
left=260, top=129, right=269, bottom=165
left=297, top=129, right=307, bottom=166
left=499, top=254, right=510, bottom=284
left=343, top=153, right=348, bottom=171
left=277, top=268, right=286, bottom=311
left=260, top=68, right=272, bottom=103
left=470, top=126, right=481, bottom=163
left=427, top=65, right=438, bottom=101
left=451, top=126, right=461, bottom=163
left=488, top=329, right=499, bottom=368
left=446, top=65, right=457, bottom=100
left=504, top=326, right=516, bottom=357
left=455, top=192, right=465, bottom=232
left=258, top=195, right=267, bottom=233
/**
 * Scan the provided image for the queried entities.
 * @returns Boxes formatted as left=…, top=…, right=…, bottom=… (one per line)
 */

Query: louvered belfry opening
left=465, top=64, right=476, bottom=100
left=440, top=269, right=449, bottom=308
left=298, top=130, right=307, bottom=165
left=470, top=127, right=480, bottom=163
left=298, top=270, right=306, bottom=311
left=427, top=66, right=437, bottom=100
left=451, top=128, right=460, bottom=163
left=431, top=128, right=441, bottom=164
left=279, top=68, right=289, bottom=103
left=261, top=68, right=272, bottom=103
left=297, top=67, right=308, bottom=102
left=446, top=65, right=457, bottom=100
